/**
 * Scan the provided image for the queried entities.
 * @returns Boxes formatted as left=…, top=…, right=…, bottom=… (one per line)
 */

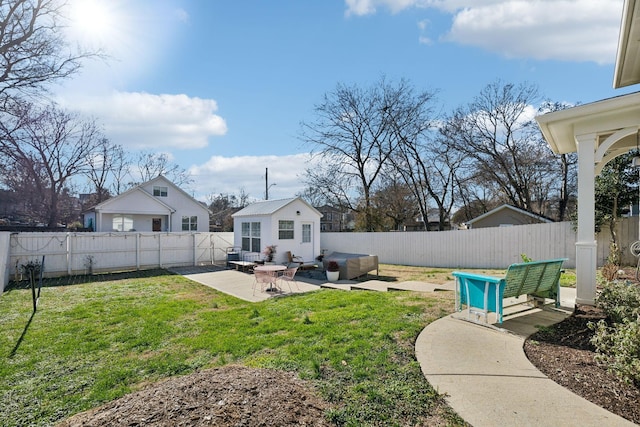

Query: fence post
left=66, top=233, right=72, bottom=276
left=0, top=232, right=10, bottom=294
left=136, top=233, right=141, bottom=270
left=193, top=233, right=197, bottom=266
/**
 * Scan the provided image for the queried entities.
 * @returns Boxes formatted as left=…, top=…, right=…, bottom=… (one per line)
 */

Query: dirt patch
left=58, top=365, right=333, bottom=426
left=524, top=305, right=640, bottom=424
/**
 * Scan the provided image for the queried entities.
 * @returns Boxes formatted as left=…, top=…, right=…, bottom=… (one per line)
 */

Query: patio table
left=254, top=264, right=286, bottom=292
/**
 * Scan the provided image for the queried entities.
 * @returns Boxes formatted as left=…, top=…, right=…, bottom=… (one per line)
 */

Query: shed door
left=299, top=222, right=313, bottom=261
left=152, top=218, right=161, bottom=232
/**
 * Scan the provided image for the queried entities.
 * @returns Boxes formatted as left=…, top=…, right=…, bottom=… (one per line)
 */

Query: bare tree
left=370, top=175, right=419, bottom=231
left=84, top=138, right=119, bottom=204
left=0, top=101, right=104, bottom=226
left=442, top=80, right=557, bottom=215
left=207, top=192, right=249, bottom=232
left=296, top=186, right=331, bottom=208
left=301, top=77, right=435, bottom=231
left=108, top=144, right=130, bottom=195
left=537, top=101, right=578, bottom=221
left=0, top=0, right=96, bottom=105
left=134, top=150, right=192, bottom=187
left=375, top=80, right=451, bottom=229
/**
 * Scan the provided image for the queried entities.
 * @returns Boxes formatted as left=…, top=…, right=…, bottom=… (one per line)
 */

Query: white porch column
left=575, top=133, right=598, bottom=306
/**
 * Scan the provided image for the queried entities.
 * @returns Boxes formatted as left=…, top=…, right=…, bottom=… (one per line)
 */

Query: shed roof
left=232, top=197, right=321, bottom=217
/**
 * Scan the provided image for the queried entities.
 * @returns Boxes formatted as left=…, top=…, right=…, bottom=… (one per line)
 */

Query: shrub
left=520, top=253, right=533, bottom=263
left=595, top=281, right=640, bottom=324
left=326, top=261, right=340, bottom=272
left=590, top=319, right=640, bottom=387
left=589, top=281, right=640, bottom=386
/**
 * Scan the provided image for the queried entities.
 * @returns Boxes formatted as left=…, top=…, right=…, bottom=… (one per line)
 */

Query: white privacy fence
left=320, top=221, right=577, bottom=269
left=1, top=218, right=639, bottom=293
left=2, top=232, right=235, bottom=291
left=320, top=218, right=640, bottom=270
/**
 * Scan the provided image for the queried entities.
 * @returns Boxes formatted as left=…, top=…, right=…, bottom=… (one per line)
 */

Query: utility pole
left=265, top=168, right=276, bottom=200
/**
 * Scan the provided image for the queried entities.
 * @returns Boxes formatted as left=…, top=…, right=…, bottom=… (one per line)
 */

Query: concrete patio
left=168, top=265, right=455, bottom=302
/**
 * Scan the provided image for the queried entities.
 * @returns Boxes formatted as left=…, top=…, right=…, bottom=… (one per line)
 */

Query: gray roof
left=232, top=198, right=298, bottom=217
left=465, top=204, right=553, bottom=225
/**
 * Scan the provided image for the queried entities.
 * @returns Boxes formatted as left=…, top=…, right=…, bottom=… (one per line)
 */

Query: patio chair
left=285, top=251, right=318, bottom=273
left=278, top=266, right=299, bottom=292
left=285, top=251, right=304, bottom=267
left=253, top=269, right=279, bottom=295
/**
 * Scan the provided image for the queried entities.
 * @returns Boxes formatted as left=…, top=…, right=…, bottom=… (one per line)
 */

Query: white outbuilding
left=232, top=197, right=322, bottom=265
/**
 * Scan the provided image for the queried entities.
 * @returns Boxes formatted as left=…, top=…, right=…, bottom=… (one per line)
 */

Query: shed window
left=279, top=220, right=294, bottom=239
left=182, top=216, right=197, bottom=231
left=302, top=223, right=311, bottom=243
left=241, top=222, right=261, bottom=252
left=153, top=186, right=168, bottom=197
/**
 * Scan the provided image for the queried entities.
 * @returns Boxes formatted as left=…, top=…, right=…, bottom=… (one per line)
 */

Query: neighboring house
left=232, top=197, right=322, bottom=264
left=83, top=175, right=210, bottom=232
left=464, top=204, right=553, bottom=229
left=316, top=205, right=354, bottom=232
left=403, top=209, right=452, bottom=231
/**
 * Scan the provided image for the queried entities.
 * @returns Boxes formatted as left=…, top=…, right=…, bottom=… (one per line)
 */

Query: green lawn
left=376, top=263, right=577, bottom=288
left=0, top=269, right=465, bottom=426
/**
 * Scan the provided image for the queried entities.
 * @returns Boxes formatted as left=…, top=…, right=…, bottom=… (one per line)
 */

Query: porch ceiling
left=536, top=91, right=640, bottom=154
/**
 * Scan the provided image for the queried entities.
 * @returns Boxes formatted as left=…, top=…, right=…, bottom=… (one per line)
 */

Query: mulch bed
left=524, top=305, right=640, bottom=424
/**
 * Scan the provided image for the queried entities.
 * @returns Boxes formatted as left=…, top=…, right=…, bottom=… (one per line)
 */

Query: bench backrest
left=503, top=258, right=566, bottom=298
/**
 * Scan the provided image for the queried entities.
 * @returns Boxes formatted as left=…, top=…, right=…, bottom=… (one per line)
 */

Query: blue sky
left=58, top=0, right=635, bottom=202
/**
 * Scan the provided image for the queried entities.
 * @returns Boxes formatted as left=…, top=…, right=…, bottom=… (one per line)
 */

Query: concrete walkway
left=415, top=288, right=636, bottom=426
left=170, top=266, right=635, bottom=426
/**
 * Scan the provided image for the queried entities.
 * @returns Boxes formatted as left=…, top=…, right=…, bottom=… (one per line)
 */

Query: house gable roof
left=232, top=197, right=322, bottom=217
left=465, top=204, right=553, bottom=226
left=87, top=175, right=209, bottom=214
left=142, top=175, right=211, bottom=214
left=92, top=187, right=175, bottom=213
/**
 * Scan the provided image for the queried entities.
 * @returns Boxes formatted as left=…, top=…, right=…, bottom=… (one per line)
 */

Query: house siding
left=471, top=210, right=546, bottom=229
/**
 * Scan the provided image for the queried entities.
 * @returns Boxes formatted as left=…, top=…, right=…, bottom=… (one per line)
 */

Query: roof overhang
left=614, top=0, right=640, bottom=88
left=535, top=91, right=640, bottom=154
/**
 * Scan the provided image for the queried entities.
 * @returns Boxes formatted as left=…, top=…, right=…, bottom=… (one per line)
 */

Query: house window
left=279, top=220, right=294, bottom=239
left=302, top=223, right=311, bottom=243
left=153, top=186, right=168, bottom=197
left=241, top=222, right=261, bottom=252
left=113, top=215, right=133, bottom=232
left=182, top=216, right=197, bottom=231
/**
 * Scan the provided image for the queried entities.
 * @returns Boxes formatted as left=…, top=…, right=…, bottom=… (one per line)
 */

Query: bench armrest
left=453, top=271, right=506, bottom=322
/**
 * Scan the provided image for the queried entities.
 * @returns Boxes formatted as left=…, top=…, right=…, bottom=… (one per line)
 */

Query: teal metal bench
left=453, top=258, right=567, bottom=324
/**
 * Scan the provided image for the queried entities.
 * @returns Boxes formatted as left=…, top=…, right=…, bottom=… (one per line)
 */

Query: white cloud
left=345, top=0, right=624, bottom=64
left=188, top=154, right=316, bottom=201
left=345, top=0, right=425, bottom=16
left=443, top=0, right=622, bottom=64
left=64, top=92, right=227, bottom=150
